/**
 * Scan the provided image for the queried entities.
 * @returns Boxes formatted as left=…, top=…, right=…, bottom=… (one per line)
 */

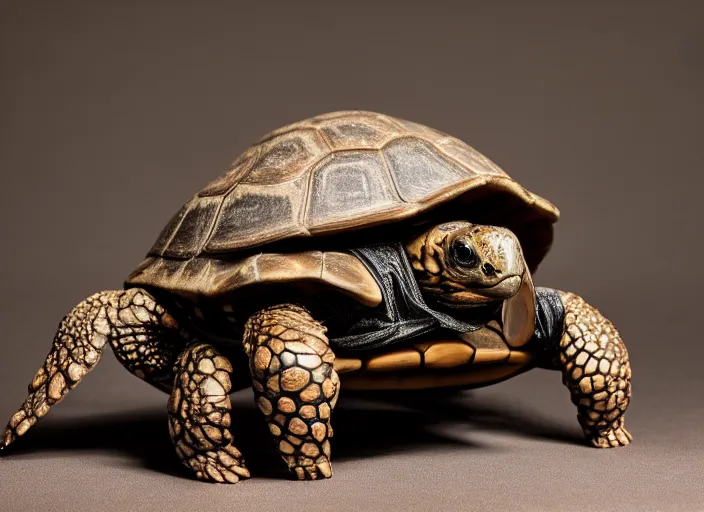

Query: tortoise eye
left=450, top=238, right=479, bottom=268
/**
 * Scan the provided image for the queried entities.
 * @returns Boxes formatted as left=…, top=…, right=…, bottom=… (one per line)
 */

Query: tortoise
left=0, top=111, right=632, bottom=483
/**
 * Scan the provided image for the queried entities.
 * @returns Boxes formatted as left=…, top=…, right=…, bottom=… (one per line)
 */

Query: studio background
left=1, top=1, right=702, bottom=511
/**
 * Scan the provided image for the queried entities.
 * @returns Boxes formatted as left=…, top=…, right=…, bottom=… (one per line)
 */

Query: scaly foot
left=589, top=425, right=633, bottom=448
left=293, top=456, right=333, bottom=480
left=182, top=445, right=250, bottom=483
left=168, top=343, right=250, bottom=484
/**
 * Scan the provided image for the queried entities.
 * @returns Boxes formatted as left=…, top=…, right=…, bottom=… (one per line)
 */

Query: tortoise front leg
left=168, top=343, right=250, bottom=483
left=244, top=305, right=339, bottom=480
left=1, top=288, right=180, bottom=450
left=549, top=291, right=633, bottom=447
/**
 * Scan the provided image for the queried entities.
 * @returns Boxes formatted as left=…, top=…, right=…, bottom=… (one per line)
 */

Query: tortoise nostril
left=482, top=262, right=497, bottom=276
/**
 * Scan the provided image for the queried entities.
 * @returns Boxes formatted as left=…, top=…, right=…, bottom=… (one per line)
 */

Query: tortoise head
left=405, top=221, right=527, bottom=307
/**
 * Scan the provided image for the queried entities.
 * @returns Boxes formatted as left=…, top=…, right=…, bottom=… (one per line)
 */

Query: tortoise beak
left=476, top=274, right=523, bottom=299
left=432, top=273, right=525, bottom=306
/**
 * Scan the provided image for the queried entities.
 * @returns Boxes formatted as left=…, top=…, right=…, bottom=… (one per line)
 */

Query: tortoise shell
left=127, top=111, right=558, bottom=297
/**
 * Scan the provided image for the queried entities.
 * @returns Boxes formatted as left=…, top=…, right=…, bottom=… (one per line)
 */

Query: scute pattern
left=198, top=147, right=259, bottom=197
left=139, top=111, right=558, bottom=285
left=150, top=204, right=189, bottom=256
left=165, top=197, right=221, bottom=258
left=393, top=118, right=450, bottom=142
left=383, top=137, right=470, bottom=202
left=205, top=179, right=308, bottom=252
left=436, top=137, right=505, bottom=176
left=319, top=115, right=402, bottom=150
left=307, top=152, right=399, bottom=226
left=242, top=129, right=328, bottom=185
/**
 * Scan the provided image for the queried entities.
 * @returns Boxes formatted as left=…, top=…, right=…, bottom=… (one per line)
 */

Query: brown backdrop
left=1, top=1, right=702, bottom=511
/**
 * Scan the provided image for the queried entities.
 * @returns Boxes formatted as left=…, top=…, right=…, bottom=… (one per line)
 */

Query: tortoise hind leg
left=244, top=305, right=339, bottom=480
left=546, top=290, right=633, bottom=447
left=1, top=291, right=115, bottom=449
left=1, top=288, right=181, bottom=450
left=168, top=343, right=250, bottom=483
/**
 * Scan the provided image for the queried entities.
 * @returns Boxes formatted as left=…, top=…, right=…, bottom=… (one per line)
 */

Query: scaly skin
left=1, top=273, right=632, bottom=485
left=244, top=304, right=339, bottom=480
left=1, top=288, right=181, bottom=450
left=168, top=344, right=250, bottom=483
left=555, top=291, right=632, bottom=447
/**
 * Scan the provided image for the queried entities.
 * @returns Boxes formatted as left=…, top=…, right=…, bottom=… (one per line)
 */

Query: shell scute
left=205, top=179, right=308, bottom=252
left=318, top=114, right=402, bottom=150
left=163, top=196, right=221, bottom=257
left=198, top=146, right=260, bottom=197
left=149, top=204, right=189, bottom=256
left=392, top=117, right=451, bottom=142
left=241, top=129, right=328, bottom=185
left=306, top=151, right=399, bottom=227
left=435, top=137, right=507, bottom=177
left=383, top=137, right=470, bottom=203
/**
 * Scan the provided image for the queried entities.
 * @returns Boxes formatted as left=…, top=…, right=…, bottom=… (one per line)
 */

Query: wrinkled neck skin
left=404, top=221, right=528, bottom=313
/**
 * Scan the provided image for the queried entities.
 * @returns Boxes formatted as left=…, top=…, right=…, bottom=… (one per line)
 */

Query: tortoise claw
left=293, top=457, right=333, bottom=481
left=185, top=447, right=251, bottom=484
left=589, top=426, right=633, bottom=448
